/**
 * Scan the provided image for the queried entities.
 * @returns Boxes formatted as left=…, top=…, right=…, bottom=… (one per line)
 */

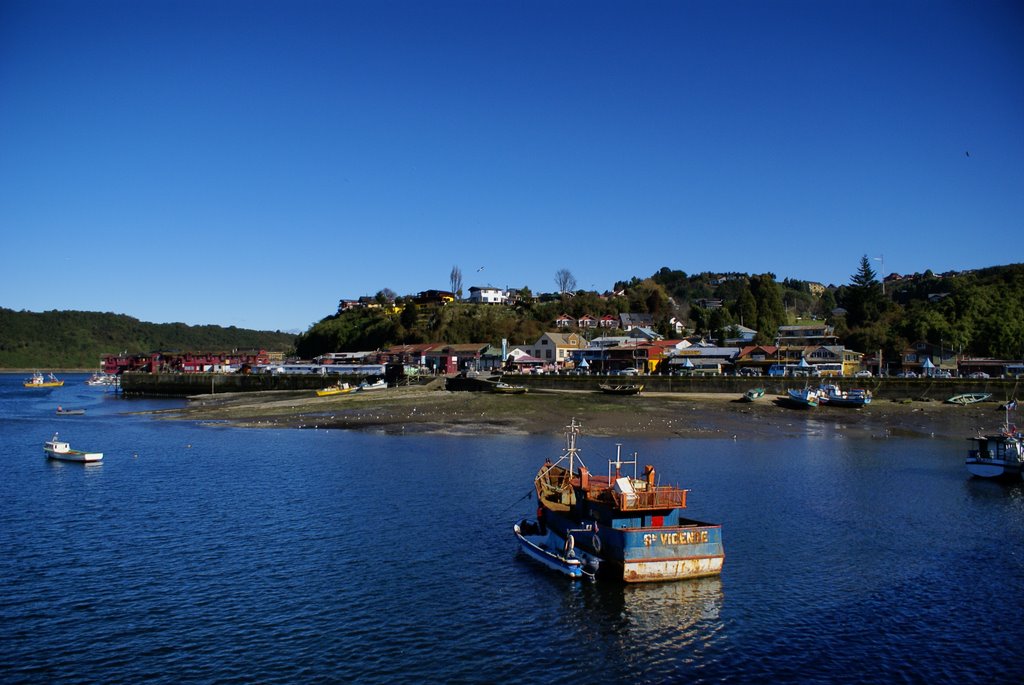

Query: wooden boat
left=56, top=406, right=86, bottom=415
left=493, top=382, right=528, bottom=394
left=533, top=419, right=723, bottom=583
left=43, top=433, right=102, bottom=462
left=598, top=383, right=644, bottom=395
left=513, top=519, right=596, bottom=579
left=316, top=382, right=352, bottom=397
left=782, top=387, right=819, bottom=408
left=946, top=393, right=992, bottom=405
left=357, top=379, right=387, bottom=392
left=741, top=387, right=765, bottom=402
left=819, top=385, right=872, bottom=408
left=24, top=372, right=64, bottom=388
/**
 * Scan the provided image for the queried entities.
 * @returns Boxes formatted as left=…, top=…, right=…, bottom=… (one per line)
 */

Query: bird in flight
left=477, top=266, right=485, bottom=271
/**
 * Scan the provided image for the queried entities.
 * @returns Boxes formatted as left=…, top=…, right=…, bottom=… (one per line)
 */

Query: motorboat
left=43, top=433, right=103, bottom=462
left=513, top=519, right=597, bottom=579
left=947, top=393, right=992, bottom=405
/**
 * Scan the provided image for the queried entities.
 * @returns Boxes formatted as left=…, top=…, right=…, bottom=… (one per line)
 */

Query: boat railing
left=591, top=485, right=689, bottom=511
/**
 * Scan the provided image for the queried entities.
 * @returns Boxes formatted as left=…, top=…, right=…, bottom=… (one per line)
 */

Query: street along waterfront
left=0, top=374, right=1021, bottom=683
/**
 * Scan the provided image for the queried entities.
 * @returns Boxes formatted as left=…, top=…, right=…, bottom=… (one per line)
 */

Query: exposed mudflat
left=153, top=382, right=1010, bottom=440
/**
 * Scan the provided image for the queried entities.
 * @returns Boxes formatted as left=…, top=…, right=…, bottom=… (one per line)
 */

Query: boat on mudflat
left=533, top=419, right=724, bottom=583
left=493, top=381, right=528, bottom=394
left=43, top=433, right=103, bottom=462
left=24, top=372, right=64, bottom=388
left=741, top=387, right=765, bottom=402
left=513, top=519, right=597, bottom=579
left=598, top=383, right=643, bottom=395
left=780, top=387, right=819, bottom=408
left=316, top=382, right=352, bottom=397
left=819, top=384, right=871, bottom=408
left=947, top=393, right=992, bottom=405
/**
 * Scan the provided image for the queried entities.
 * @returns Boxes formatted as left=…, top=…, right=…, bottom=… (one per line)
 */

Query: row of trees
left=0, top=309, right=297, bottom=369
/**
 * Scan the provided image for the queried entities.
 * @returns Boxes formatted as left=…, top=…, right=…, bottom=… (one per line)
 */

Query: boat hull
left=543, top=510, right=724, bottom=583
left=45, top=448, right=103, bottom=462
left=514, top=521, right=591, bottom=579
left=965, top=459, right=1019, bottom=479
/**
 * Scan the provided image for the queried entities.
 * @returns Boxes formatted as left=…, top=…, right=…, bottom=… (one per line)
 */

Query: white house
left=467, top=286, right=507, bottom=304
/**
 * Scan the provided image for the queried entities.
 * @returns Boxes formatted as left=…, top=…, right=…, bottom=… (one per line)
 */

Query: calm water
left=1, top=374, right=1022, bottom=683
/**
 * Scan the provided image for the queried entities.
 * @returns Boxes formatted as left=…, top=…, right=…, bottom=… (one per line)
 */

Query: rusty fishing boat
left=533, top=419, right=724, bottom=583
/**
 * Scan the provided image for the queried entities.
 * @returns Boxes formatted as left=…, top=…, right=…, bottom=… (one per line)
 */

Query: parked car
left=934, top=370, right=953, bottom=379
left=968, top=371, right=990, bottom=379
left=897, top=371, right=918, bottom=378
left=737, top=368, right=762, bottom=377
left=854, top=370, right=872, bottom=378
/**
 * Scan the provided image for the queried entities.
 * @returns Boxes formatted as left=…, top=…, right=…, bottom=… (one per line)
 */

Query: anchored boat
left=24, top=372, right=64, bottom=388
left=43, top=433, right=103, bottom=463
left=513, top=519, right=597, bottom=579
left=965, top=401, right=1022, bottom=480
left=532, top=419, right=724, bottom=583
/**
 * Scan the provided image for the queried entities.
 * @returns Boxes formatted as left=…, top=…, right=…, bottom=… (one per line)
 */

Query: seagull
left=965, top=151, right=970, bottom=157
left=477, top=266, right=485, bottom=271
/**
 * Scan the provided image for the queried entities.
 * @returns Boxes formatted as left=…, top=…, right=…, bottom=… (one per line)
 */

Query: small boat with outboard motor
left=818, top=384, right=871, bottom=408
left=531, top=419, right=723, bottom=583
left=513, top=519, right=597, bottom=579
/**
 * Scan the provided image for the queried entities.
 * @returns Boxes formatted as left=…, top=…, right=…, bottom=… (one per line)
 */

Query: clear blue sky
left=2, top=1, right=1021, bottom=332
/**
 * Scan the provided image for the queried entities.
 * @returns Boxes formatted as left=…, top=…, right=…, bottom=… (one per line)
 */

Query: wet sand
left=155, top=382, right=1009, bottom=440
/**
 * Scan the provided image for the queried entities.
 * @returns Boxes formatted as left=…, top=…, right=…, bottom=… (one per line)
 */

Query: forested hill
left=0, top=309, right=297, bottom=369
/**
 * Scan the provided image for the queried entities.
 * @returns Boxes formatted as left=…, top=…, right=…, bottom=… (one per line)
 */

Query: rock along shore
left=153, top=383, right=1009, bottom=440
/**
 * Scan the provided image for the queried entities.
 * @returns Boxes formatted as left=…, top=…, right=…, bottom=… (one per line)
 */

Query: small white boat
left=513, top=519, right=597, bottom=579
left=44, top=433, right=103, bottom=462
left=965, top=402, right=1022, bottom=480
left=85, top=373, right=119, bottom=387
left=357, top=379, right=387, bottom=391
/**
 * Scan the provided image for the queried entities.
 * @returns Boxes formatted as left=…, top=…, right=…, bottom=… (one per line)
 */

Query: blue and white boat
left=533, top=419, right=724, bottom=583
left=513, top=519, right=597, bottom=579
left=819, top=384, right=872, bottom=408
left=965, top=401, right=1022, bottom=480
left=783, top=387, right=819, bottom=408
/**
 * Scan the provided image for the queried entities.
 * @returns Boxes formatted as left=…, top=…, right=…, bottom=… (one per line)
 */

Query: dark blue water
left=1, top=374, right=1022, bottom=683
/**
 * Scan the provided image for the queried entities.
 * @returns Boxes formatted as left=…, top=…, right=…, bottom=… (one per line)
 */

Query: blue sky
left=1, top=1, right=1021, bottom=332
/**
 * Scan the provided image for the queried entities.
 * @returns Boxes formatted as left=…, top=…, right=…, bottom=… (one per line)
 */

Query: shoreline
left=155, top=385, right=1010, bottom=440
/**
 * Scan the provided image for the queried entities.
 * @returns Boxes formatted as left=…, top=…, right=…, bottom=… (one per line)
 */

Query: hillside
left=296, top=262, right=1024, bottom=362
left=0, top=309, right=297, bottom=369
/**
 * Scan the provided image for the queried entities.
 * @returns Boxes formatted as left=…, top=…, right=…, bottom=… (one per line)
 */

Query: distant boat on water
left=24, top=372, right=63, bottom=388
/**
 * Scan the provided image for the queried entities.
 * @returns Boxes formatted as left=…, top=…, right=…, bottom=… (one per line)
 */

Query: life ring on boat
left=564, top=535, right=575, bottom=554
left=592, top=534, right=602, bottom=553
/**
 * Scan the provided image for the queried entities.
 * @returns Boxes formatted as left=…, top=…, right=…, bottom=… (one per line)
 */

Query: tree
left=449, top=266, right=463, bottom=299
left=400, top=300, right=418, bottom=329
left=842, top=256, right=885, bottom=329
left=554, top=268, right=577, bottom=295
left=749, top=274, right=784, bottom=343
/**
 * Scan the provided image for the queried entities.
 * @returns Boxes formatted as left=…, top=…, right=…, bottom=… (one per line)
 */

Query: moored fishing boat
left=946, top=393, right=991, bottom=405
left=513, top=519, right=597, bottom=579
left=965, top=400, right=1022, bottom=480
left=24, top=372, right=64, bottom=388
left=43, top=433, right=103, bottom=462
left=85, top=372, right=119, bottom=387
left=532, top=419, right=723, bottom=583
